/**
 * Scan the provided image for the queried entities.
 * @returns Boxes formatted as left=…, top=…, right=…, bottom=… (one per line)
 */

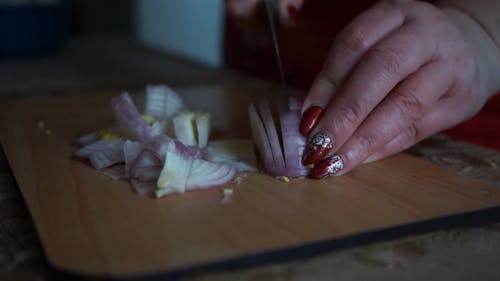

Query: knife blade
left=264, top=0, right=288, bottom=95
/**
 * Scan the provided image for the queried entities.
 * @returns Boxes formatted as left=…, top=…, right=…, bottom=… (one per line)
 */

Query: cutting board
left=1, top=85, right=500, bottom=280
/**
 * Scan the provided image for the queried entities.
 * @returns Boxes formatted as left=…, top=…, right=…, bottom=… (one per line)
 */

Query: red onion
left=248, top=97, right=310, bottom=177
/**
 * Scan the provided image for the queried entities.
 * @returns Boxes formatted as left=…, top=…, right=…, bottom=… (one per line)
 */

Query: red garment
left=444, top=94, right=500, bottom=151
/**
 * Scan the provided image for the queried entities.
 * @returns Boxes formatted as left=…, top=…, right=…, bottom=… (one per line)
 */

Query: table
left=1, top=35, right=499, bottom=281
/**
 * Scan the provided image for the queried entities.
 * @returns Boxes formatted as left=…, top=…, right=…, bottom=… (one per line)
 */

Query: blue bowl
left=0, top=2, right=70, bottom=57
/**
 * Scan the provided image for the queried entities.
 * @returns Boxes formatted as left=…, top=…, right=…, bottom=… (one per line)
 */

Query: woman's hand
left=299, top=0, right=500, bottom=178
left=225, top=0, right=304, bottom=26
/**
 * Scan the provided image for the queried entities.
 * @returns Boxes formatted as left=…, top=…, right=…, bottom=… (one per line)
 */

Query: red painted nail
left=300, top=106, right=323, bottom=136
left=287, top=5, right=300, bottom=25
left=302, top=132, right=334, bottom=166
left=310, top=154, right=344, bottom=179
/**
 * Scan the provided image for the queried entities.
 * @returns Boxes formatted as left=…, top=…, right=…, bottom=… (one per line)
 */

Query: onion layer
left=248, top=97, right=309, bottom=177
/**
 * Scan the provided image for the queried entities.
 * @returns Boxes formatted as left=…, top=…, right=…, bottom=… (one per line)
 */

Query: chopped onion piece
left=195, top=112, right=211, bottom=148
left=111, top=92, right=154, bottom=142
left=134, top=167, right=161, bottom=182
left=131, top=179, right=156, bottom=196
left=248, top=97, right=309, bottom=177
left=123, top=140, right=143, bottom=177
left=129, top=148, right=162, bottom=178
left=173, top=112, right=197, bottom=146
left=278, top=98, right=309, bottom=177
left=145, top=85, right=185, bottom=119
left=75, top=139, right=125, bottom=169
left=75, top=131, right=100, bottom=147
left=101, top=165, right=126, bottom=181
left=156, top=142, right=193, bottom=197
left=89, top=150, right=123, bottom=170
left=248, top=104, right=275, bottom=173
left=257, top=99, right=285, bottom=172
left=186, top=159, right=237, bottom=190
left=203, top=139, right=257, bottom=172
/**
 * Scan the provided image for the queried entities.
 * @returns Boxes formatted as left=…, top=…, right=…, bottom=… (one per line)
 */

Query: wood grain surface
left=1, top=86, right=500, bottom=278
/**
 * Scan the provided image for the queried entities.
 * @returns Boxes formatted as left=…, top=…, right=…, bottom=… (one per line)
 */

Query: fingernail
left=310, top=154, right=344, bottom=179
left=287, top=5, right=300, bottom=25
left=302, top=132, right=334, bottom=165
left=300, top=106, right=323, bottom=136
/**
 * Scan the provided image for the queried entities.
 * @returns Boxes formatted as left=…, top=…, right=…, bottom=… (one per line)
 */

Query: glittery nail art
left=310, top=154, right=344, bottom=179
left=302, top=132, right=334, bottom=165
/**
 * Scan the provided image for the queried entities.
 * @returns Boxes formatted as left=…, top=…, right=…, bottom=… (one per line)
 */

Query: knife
left=264, top=0, right=288, bottom=95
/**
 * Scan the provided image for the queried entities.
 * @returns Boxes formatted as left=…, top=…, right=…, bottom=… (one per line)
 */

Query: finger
left=277, top=0, right=304, bottom=26
left=326, top=62, right=453, bottom=176
left=363, top=94, right=472, bottom=165
left=303, top=19, right=437, bottom=166
left=225, top=0, right=260, bottom=18
left=301, top=2, right=405, bottom=112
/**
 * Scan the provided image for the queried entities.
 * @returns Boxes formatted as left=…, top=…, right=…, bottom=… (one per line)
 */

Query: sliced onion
left=111, top=92, right=154, bottom=142
left=248, top=104, right=275, bottom=173
left=134, top=167, right=161, bottom=182
left=257, top=99, right=286, bottom=171
left=186, top=159, right=237, bottom=190
left=75, top=139, right=125, bottom=170
left=248, top=97, right=309, bottom=177
left=195, top=112, right=211, bottom=148
left=123, top=140, right=143, bottom=177
left=279, top=98, right=309, bottom=177
left=144, top=84, right=185, bottom=119
left=101, top=165, right=126, bottom=181
left=202, top=139, right=257, bottom=172
left=156, top=141, right=193, bottom=197
left=131, top=179, right=156, bottom=196
left=173, top=112, right=197, bottom=146
left=75, top=131, right=100, bottom=147
left=75, top=139, right=124, bottom=158
left=89, top=150, right=123, bottom=170
left=129, top=148, right=162, bottom=178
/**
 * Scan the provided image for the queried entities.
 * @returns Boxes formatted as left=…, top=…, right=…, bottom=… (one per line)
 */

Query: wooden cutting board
left=1, top=85, right=500, bottom=279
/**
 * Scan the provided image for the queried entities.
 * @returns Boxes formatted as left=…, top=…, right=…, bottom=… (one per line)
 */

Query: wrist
left=437, top=2, right=500, bottom=103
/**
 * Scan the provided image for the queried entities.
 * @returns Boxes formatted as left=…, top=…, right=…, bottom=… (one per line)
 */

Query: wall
left=134, top=0, right=224, bottom=67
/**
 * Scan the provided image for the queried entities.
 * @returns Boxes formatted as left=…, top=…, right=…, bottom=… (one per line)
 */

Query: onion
left=75, top=139, right=125, bottom=170
left=186, top=159, right=237, bottom=189
left=173, top=111, right=212, bottom=148
left=248, top=97, right=310, bottom=177
left=101, top=165, right=126, bottom=181
left=202, top=139, right=258, bottom=172
left=129, top=148, right=162, bottom=179
left=75, top=85, right=239, bottom=198
left=156, top=141, right=193, bottom=196
left=144, top=84, right=185, bottom=119
left=75, top=131, right=100, bottom=147
left=111, top=92, right=154, bottom=142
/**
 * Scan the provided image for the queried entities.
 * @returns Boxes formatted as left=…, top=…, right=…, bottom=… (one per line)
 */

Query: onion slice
left=111, top=92, right=154, bottom=142
left=156, top=141, right=193, bottom=197
left=257, top=99, right=286, bottom=171
left=248, top=97, right=309, bottom=177
left=186, top=159, right=237, bottom=190
left=278, top=98, right=309, bottom=177
left=202, top=139, right=257, bottom=172
left=144, top=84, right=184, bottom=119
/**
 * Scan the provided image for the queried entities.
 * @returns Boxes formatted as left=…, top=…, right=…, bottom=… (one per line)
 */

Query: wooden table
left=1, top=36, right=499, bottom=281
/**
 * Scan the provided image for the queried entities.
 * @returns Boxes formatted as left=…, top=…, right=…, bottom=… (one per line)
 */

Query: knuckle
left=403, top=123, right=420, bottom=142
left=328, top=102, right=363, bottom=132
left=354, top=133, right=379, bottom=155
left=390, top=90, right=425, bottom=122
left=368, top=46, right=406, bottom=78
left=335, top=26, right=371, bottom=54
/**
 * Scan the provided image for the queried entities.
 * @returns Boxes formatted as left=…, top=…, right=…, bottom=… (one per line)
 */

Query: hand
left=299, top=0, right=500, bottom=178
left=225, top=0, right=304, bottom=26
